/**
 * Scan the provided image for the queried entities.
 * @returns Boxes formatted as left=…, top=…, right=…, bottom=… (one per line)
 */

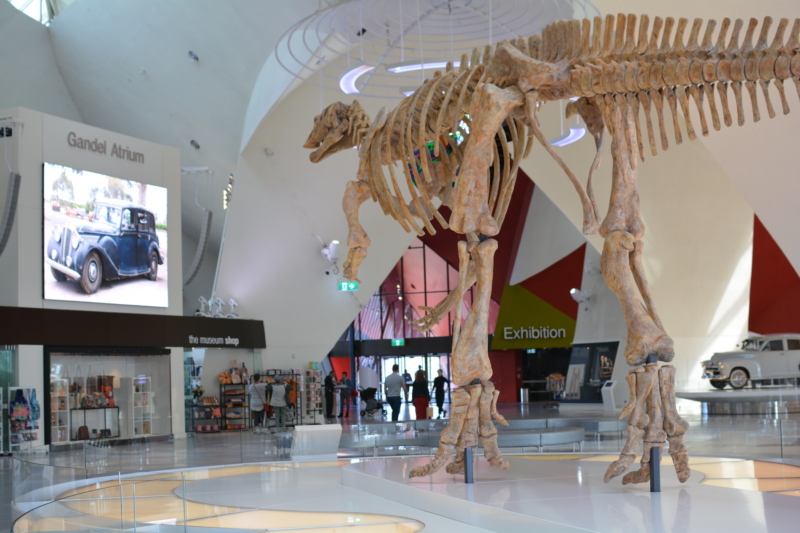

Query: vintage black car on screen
left=45, top=199, right=163, bottom=294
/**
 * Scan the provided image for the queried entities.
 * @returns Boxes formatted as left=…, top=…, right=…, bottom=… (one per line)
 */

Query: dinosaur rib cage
left=361, top=59, right=531, bottom=239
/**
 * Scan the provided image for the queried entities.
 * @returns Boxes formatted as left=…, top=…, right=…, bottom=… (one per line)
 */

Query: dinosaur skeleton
left=305, top=14, right=799, bottom=483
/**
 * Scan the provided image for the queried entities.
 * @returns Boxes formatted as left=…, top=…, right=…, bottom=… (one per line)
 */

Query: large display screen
left=43, top=163, right=168, bottom=307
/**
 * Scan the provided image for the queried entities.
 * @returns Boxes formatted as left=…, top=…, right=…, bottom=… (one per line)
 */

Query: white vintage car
left=701, top=334, right=800, bottom=389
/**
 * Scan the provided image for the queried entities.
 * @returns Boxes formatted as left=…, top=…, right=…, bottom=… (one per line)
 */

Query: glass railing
left=11, top=430, right=293, bottom=523
left=14, top=473, right=193, bottom=533
left=12, top=417, right=800, bottom=529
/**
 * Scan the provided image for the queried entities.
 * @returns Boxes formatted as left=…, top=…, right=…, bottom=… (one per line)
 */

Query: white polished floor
left=169, top=455, right=800, bottom=533
left=341, top=456, right=800, bottom=533
left=181, top=462, right=495, bottom=532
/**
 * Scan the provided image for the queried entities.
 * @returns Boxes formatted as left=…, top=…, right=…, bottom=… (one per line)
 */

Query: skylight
left=8, top=0, right=74, bottom=26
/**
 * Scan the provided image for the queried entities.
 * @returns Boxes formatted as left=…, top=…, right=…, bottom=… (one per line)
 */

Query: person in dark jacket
left=431, top=369, right=450, bottom=418
left=324, top=370, right=336, bottom=419
left=411, top=370, right=430, bottom=420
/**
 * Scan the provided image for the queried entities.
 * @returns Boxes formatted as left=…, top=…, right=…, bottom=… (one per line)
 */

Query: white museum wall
left=521, top=90, right=753, bottom=391
left=215, top=80, right=415, bottom=372
left=181, top=231, right=219, bottom=316
left=0, top=1, right=81, bottom=122
left=46, top=0, right=319, bottom=260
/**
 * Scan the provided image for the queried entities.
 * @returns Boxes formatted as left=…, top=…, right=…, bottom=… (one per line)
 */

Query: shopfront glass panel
left=50, top=353, right=171, bottom=441
left=183, top=348, right=258, bottom=432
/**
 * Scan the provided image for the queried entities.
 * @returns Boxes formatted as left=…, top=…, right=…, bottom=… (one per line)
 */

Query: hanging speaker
left=184, top=209, right=213, bottom=285
left=0, top=171, right=21, bottom=258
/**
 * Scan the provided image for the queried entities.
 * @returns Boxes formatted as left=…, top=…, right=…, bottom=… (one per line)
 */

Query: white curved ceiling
left=46, top=0, right=319, bottom=253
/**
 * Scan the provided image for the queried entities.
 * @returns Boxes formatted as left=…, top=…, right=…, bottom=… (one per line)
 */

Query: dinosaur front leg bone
left=604, top=367, right=654, bottom=483
left=623, top=363, right=666, bottom=485
left=659, top=365, right=691, bottom=482
left=342, top=180, right=372, bottom=282
left=449, top=84, right=524, bottom=236
left=413, top=260, right=476, bottom=333
left=410, top=387, right=472, bottom=478
left=446, top=383, right=483, bottom=475
left=479, top=381, right=509, bottom=470
left=601, top=231, right=675, bottom=367
left=450, top=241, right=473, bottom=351
left=452, top=238, right=498, bottom=385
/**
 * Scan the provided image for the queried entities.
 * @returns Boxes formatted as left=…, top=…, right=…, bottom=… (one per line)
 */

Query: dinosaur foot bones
left=604, top=364, right=690, bottom=484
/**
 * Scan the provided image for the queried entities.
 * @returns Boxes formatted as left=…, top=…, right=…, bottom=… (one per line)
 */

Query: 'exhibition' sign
left=503, top=326, right=566, bottom=340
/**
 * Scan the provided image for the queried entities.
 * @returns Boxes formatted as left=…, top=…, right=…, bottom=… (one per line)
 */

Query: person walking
left=432, top=369, right=450, bottom=419
left=339, top=371, right=353, bottom=418
left=384, top=364, right=407, bottom=421
left=248, top=374, right=268, bottom=431
left=324, top=370, right=336, bottom=420
left=402, top=369, right=412, bottom=402
left=266, top=376, right=293, bottom=430
left=412, top=370, right=431, bottom=420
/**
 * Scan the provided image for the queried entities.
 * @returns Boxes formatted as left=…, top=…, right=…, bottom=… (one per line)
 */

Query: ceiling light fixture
left=549, top=126, right=586, bottom=147
left=385, top=60, right=460, bottom=74
left=339, top=65, right=376, bottom=95
left=276, top=0, right=600, bottom=100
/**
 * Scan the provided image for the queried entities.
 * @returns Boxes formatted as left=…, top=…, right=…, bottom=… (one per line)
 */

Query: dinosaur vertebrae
left=358, top=54, right=531, bottom=239
left=559, top=15, right=800, bottom=158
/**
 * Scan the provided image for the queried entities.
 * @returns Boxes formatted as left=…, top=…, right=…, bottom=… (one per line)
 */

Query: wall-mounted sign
left=492, top=283, right=575, bottom=350
left=188, top=335, right=239, bottom=346
left=391, top=338, right=405, bottom=347
left=503, top=326, right=566, bottom=340
left=0, top=306, right=266, bottom=349
left=338, top=281, right=359, bottom=291
left=68, top=132, right=145, bottom=164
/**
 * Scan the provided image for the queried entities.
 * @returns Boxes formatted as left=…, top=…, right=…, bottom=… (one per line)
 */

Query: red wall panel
left=489, top=350, right=522, bottom=403
left=749, top=216, right=800, bottom=334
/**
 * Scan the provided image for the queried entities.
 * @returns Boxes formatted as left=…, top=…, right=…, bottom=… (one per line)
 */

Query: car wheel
left=147, top=251, right=158, bottom=281
left=50, top=267, right=67, bottom=282
left=80, top=251, right=102, bottom=294
left=729, top=368, right=749, bottom=389
left=710, top=379, right=726, bottom=390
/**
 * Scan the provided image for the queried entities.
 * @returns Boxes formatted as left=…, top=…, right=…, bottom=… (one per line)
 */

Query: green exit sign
left=391, top=338, right=405, bottom=347
left=338, top=281, right=359, bottom=291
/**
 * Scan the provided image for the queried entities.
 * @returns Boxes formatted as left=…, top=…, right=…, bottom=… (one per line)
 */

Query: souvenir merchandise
left=9, top=388, right=39, bottom=446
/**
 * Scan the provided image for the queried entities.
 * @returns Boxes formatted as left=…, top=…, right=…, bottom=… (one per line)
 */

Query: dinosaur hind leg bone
left=410, top=238, right=506, bottom=477
left=601, top=231, right=674, bottom=367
